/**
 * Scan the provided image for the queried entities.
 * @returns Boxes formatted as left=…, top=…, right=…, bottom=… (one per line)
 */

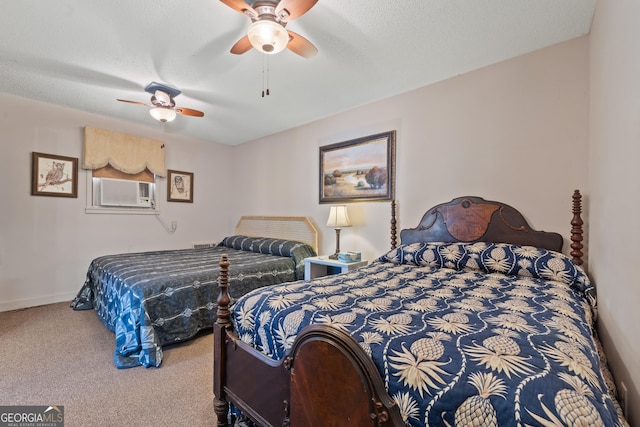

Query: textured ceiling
left=0, top=0, right=595, bottom=145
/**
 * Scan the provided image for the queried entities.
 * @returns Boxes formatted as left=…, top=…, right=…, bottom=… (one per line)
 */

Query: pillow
left=219, top=235, right=317, bottom=280
left=378, top=242, right=591, bottom=293
left=220, top=235, right=302, bottom=257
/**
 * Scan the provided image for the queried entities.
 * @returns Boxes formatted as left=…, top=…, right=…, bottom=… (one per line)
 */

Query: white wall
left=231, top=37, right=589, bottom=263
left=589, top=1, right=640, bottom=423
left=0, top=93, right=235, bottom=311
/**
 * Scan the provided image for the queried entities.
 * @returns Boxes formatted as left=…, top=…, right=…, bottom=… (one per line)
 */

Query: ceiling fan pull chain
left=266, top=55, right=270, bottom=96
left=261, top=54, right=266, bottom=97
left=261, top=54, right=271, bottom=97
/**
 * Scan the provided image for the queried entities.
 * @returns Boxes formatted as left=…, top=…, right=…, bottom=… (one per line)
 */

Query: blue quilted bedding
left=232, top=242, right=627, bottom=426
left=71, top=236, right=316, bottom=368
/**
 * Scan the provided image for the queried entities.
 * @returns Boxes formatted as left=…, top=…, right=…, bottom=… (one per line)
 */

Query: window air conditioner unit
left=99, top=178, right=153, bottom=207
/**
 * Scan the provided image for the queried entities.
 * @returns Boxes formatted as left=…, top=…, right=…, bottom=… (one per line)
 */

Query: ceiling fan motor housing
left=151, top=91, right=175, bottom=107
left=144, top=81, right=181, bottom=98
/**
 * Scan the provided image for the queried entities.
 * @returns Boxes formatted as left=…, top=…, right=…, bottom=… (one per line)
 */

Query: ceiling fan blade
left=276, top=0, right=318, bottom=22
left=175, top=107, right=205, bottom=117
left=117, top=99, right=151, bottom=107
left=230, top=35, right=253, bottom=55
left=286, top=31, right=318, bottom=58
left=219, top=0, right=257, bottom=18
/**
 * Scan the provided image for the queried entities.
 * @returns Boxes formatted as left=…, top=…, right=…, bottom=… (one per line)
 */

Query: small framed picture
left=167, top=169, right=193, bottom=203
left=31, top=152, right=78, bottom=198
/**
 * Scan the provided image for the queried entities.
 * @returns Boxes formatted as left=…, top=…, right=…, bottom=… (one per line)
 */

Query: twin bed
left=213, top=191, right=628, bottom=426
left=71, top=216, right=317, bottom=368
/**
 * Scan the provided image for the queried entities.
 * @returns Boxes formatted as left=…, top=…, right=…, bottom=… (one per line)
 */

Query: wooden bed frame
left=213, top=191, right=585, bottom=426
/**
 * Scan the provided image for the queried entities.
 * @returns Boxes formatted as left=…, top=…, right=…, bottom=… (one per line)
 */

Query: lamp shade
left=326, top=206, right=352, bottom=228
left=247, top=19, right=289, bottom=54
left=149, top=107, right=176, bottom=123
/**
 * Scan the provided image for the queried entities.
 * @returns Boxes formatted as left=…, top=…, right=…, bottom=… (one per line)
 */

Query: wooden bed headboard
left=399, top=195, right=564, bottom=253
left=235, top=216, right=318, bottom=254
left=392, top=190, right=584, bottom=265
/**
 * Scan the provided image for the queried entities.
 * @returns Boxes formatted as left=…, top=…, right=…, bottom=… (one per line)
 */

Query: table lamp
left=326, top=205, right=351, bottom=259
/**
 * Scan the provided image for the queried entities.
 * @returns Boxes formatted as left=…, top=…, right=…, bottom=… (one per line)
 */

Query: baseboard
left=0, top=292, right=77, bottom=312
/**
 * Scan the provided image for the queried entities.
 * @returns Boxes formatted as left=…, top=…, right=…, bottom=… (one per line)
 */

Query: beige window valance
left=83, top=126, right=166, bottom=177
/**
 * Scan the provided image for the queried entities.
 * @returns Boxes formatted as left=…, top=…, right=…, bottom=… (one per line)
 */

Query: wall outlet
left=619, top=381, right=628, bottom=418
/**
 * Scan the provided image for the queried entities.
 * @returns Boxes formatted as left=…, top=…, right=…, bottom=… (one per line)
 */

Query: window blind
left=83, top=126, right=166, bottom=177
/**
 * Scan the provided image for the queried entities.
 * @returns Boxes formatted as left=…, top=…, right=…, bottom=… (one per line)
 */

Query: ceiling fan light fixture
left=247, top=19, right=288, bottom=54
left=150, top=107, right=176, bottom=123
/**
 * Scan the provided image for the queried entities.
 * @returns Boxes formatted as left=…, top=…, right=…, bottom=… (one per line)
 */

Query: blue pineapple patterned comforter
left=232, top=242, right=628, bottom=426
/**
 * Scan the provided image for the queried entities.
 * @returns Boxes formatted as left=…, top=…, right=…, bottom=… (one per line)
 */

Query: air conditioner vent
left=192, top=242, right=216, bottom=249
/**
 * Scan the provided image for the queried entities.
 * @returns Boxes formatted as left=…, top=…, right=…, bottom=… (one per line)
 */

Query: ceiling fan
left=117, top=82, right=205, bottom=123
left=221, top=0, right=318, bottom=58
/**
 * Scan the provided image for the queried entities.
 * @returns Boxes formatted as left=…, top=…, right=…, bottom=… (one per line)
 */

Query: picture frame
left=31, top=152, right=78, bottom=198
left=319, top=130, right=396, bottom=203
left=167, top=169, right=194, bottom=203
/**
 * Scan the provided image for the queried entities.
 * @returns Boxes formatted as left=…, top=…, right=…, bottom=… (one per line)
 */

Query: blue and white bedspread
left=232, top=242, right=628, bottom=426
left=71, top=236, right=316, bottom=368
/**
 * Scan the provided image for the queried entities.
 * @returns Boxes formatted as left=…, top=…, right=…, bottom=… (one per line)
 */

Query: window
left=83, top=127, right=165, bottom=215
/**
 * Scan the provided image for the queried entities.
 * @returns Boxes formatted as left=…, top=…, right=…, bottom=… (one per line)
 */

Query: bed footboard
left=213, top=254, right=403, bottom=427
left=288, top=325, right=404, bottom=426
left=214, top=323, right=291, bottom=426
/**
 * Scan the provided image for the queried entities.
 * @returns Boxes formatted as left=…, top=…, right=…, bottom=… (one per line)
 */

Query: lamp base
left=329, top=228, right=341, bottom=260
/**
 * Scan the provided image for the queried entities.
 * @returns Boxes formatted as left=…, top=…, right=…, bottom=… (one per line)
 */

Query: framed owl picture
left=31, top=152, right=78, bottom=198
left=167, top=169, right=193, bottom=203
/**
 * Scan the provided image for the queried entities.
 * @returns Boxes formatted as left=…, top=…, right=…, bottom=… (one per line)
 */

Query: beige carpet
left=0, top=301, right=217, bottom=426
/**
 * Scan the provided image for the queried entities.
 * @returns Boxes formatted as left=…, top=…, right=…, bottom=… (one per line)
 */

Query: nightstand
left=304, top=256, right=368, bottom=280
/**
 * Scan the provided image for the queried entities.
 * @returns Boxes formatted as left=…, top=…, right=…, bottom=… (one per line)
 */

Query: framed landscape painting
left=319, top=130, right=396, bottom=203
left=31, top=152, right=78, bottom=198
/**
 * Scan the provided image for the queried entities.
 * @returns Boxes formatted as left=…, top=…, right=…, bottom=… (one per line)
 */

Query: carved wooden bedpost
left=570, top=190, right=584, bottom=266
left=216, top=254, right=231, bottom=327
left=214, top=254, right=231, bottom=427
left=390, top=200, right=397, bottom=249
